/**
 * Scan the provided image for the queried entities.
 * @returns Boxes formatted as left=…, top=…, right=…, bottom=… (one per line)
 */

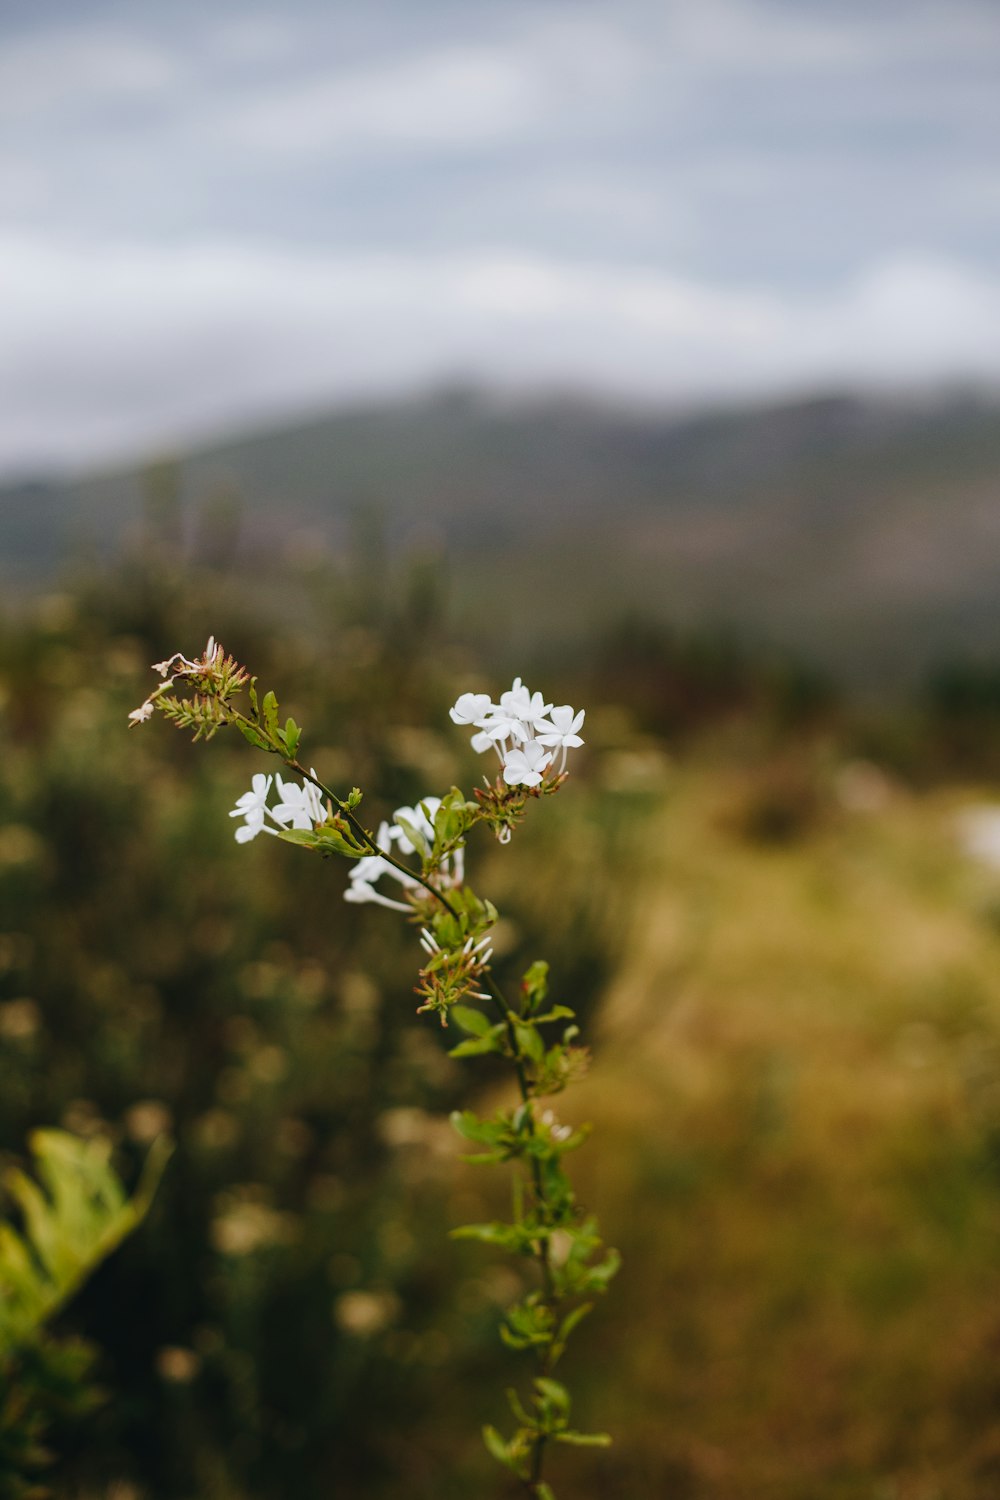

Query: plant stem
left=268, top=724, right=561, bottom=1490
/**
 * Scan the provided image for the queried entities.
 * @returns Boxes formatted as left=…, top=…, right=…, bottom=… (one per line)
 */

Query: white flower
left=343, top=821, right=420, bottom=911
left=343, top=875, right=412, bottom=912
left=478, top=710, right=530, bottom=746
left=128, top=699, right=155, bottom=726
left=470, top=729, right=495, bottom=754
left=537, top=706, right=585, bottom=750
left=449, top=692, right=494, bottom=726
left=502, top=742, right=552, bottom=788
left=229, top=773, right=278, bottom=843
left=498, top=678, right=552, bottom=734
left=536, top=705, right=585, bottom=772
left=271, top=773, right=325, bottom=830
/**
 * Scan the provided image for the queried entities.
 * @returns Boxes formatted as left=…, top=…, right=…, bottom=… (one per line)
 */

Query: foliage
left=0, top=554, right=629, bottom=1498
left=0, top=1131, right=170, bottom=1497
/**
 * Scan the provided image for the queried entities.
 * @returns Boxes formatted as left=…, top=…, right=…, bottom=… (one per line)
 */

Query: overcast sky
left=1, top=0, right=999, bottom=477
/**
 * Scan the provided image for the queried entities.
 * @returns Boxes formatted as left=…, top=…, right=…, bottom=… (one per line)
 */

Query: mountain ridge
left=3, top=384, right=999, bottom=687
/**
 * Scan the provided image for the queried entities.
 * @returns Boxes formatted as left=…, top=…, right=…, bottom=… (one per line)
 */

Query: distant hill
left=2, top=385, right=1000, bottom=687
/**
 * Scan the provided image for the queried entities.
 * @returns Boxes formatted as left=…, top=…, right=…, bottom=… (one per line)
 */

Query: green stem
left=481, top=975, right=561, bottom=1494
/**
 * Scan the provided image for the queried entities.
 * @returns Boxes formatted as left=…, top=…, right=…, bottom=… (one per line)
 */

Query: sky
left=1, top=0, right=999, bottom=477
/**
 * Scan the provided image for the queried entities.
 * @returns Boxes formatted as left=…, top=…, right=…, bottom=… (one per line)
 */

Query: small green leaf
left=451, top=1005, right=492, bottom=1038
left=450, top=1222, right=518, bottom=1247
left=505, top=1387, right=533, bottom=1426
left=393, top=814, right=428, bottom=858
left=236, top=720, right=270, bottom=751
left=450, top=1110, right=505, bottom=1145
left=261, top=690, right=279, bottom=738
left=514, top=1023, right=545, bottom=1064
left=533, top=1005, right=576, bottom=1025
left=482, top=1426, right=513, bottom=1470
left=554, top=1430, right=612, bottom=1448
left=521, top=960, right=550, bottom=1010
left=557, top=1302, right=594, bottom=1346
left=447, top=1036, right=501, bottom=1058
left=277, top=827, right=363, bottom=859
left=534, top=1377, right=570, bottom=1416
left=282, top=717, right=301, bottom=757
left=582, top=1248, right=621, bottom=1291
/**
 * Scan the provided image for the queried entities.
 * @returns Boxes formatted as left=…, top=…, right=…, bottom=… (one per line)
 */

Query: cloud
left=216, top=44, right=542, bottom=154
left=1, top=231, right=998, bottom=476
left=0, top=25, right=178, bottom=119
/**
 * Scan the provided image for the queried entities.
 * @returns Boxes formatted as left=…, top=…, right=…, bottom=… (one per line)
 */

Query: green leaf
left=582, top=1248, right=621, bottom=1291
left=514, top=1023, right=545, bottom=1064
left=534, top=1377, right=570, bottom=1416
left=0, top=1131, right=172, bottom=1355
left=556, top=1302, right=594, bottom=1346
left=236, top=720, right=270, bottom=751
left=447, top=1036, right=501, bottom=1059
left=554, top=1430, right=612, bottom=1448
left=450, top=1222, right=521, bottom=1249
left=393, top=814, right=428, bottom=858
left=276, top=828, right=323, bottom=847
left=450, top=1005, right=492, bottom=1038
left=449, top=1110, right=505, bottom=1145
left=482, top=1426, right=514, bottom=1471
left=281, top=717, right=301, bottom=757
left=261, top=690, right=279, bottom=739
left=521, top=960, right=549, bottom=1010
left=505, top=1387, right=533, bottom=1426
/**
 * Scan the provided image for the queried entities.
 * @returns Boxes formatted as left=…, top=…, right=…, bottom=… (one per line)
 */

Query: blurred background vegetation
left=4, top=396, right=1000, bottom=1498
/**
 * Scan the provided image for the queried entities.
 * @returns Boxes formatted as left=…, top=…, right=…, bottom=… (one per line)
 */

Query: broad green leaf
left=514, top=1023, right=545, bottom=1064
left=450, top=1005, right=493, bottom=1037
left=449, top=1110, right=505, bottom=1145
left=0, top=1131, right=172, bottom=1355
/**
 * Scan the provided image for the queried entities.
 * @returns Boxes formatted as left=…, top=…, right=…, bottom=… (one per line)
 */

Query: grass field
left=513, top=764, right=1000, bottom=1498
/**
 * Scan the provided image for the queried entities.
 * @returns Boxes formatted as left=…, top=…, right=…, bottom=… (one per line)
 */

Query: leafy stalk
left=131, top=639, right=617, bottom=1496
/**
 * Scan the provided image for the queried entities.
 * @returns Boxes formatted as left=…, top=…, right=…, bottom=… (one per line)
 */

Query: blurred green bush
left=0, top=539, right=632, bottom=1500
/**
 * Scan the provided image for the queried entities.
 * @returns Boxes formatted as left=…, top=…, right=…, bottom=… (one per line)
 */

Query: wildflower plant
left=132, top=639, right=618, bottom=1497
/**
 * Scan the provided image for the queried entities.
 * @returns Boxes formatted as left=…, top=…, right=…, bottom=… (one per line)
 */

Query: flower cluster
left=229, top=771, right=326, bottom=844
left=450, top=678, right=585, bottom=786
